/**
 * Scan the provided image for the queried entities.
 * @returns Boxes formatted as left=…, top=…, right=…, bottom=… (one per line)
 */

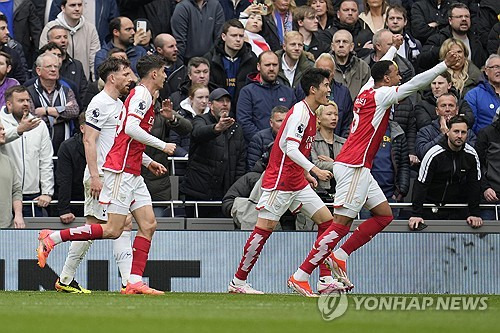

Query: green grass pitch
left=0, top=292, right=498, bottom=333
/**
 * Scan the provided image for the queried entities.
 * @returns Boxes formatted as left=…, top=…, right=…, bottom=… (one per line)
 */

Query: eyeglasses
left=450, top=15, right=470, bottom=19
left=486, top=65, right=500, bottom=70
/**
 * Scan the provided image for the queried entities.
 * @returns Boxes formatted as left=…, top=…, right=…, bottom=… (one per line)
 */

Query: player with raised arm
left=37, top=55, right=176, bottom=295
left=228, top=68, right=348, bottom=297
left=289, top=35, right=461, bottom=292
left=54, top=57, right=135, bottom=294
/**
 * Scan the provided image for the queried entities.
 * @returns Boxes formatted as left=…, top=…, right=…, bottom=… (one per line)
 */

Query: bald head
left=154, top=34, right=178, bottom=64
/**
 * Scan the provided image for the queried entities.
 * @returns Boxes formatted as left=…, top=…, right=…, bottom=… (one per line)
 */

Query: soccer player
left=54, top=57, right=135, bottom=294
left=228, top=68, right=346, bottom=297
left=37, top=54, right=176, bottom=295
left=289, top=35, right=461, bottom=293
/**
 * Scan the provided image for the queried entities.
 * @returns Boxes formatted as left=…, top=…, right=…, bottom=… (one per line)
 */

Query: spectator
left=94, top=17, right=147, bottom=80
left=142, top=97, right=193, bottom=217
left=361, top=29, right=415, bottom=84
left=171, top=0, right=225, bottom=62
left=308, top=0, right=335, bottom=32
left=317, top=0, right=372, bottom=56
left=415, top=71, right=474, bottom=130
left=246, top=105, right=288, bottom=171
left=237, top=50, right=295, bottom=142
left=219, top=0, right=251, bottom=20
left=465, top=54, right=500, bottom=134
left=261, top=0, right=297, bottom=51
left=40, top=0, right=100, bottom=80
left=311, top=101, right=345, bottom=193
left=56, top=112, right=86, bottom=223
left=169, top=57, right=218, bottom=111
left=277, top=31, right=314, bottom=88
left=133, top=18, right=156, bottom=54
left=155, top=33, right=185, bottom=101
left=203, top=19, right=257, bottom=115
left=437, top=38, right=481, bottom=100
left=0, top=85, right=53, bottom=217
left=487, top=22, right=500, bottom=56
left=409, top=115, right=482, bottom=228
left=330, top=29, right=370, bottom=101
left=180, top=88, right=246, bottom=217
left=0, top=52, right=19, bottom=107
left=26, top=53, right=80, bottom=154
left=170, top=84, right=210, bottom=158
left=358, top=0, right=387, bottom=34
left=0, top=14, right=28, bottom=84
left=415, top=93, right=476, bottom=160
left=117, top=0, right=173, bottom=37
left=309, top=52, right=353, bottom=138
left=12, top=0, right=42, bottom=69
left=0, top=118, right=24, bottom=228
left=475, top=110, right=500, bottom=220
left=475, top=0, right=499, bottom=53
left=410, top=0, right=452, bottom=44
left=294, top=6, right=330, bottom=60
left=239, top=5, right=271, bottom=56
left=418, top=3, right=487, bottom=72
left=46, top=26, right=88, bottom=107
left=385, top=4, right=421, bottom=68
left=49, top=0, right=120, bottom=45
left=360, top=120, right=410, bottom=219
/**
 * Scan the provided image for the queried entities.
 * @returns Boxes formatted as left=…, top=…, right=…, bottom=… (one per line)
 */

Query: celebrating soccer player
left=37, top=55, right=177, bottom=295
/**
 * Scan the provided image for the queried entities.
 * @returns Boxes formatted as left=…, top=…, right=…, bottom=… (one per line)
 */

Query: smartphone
left=136, top=20, right=147, bottom=32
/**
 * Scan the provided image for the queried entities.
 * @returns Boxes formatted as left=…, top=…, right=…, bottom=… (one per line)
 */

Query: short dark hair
left=271, top=105, right=289, bottom=118
left=61, top=0, right=68, bottom=6
left=97, top=57, right=131, bottom=82
left=136, top=54, right=166, bottom=79
left=47, top=25, right=68, bottom=40
left=107, top=47, right=126, bottom=58
left=222, top=19, right=244, bottom=34
left=257, top=50, right=278, bottom=64
left=386, top=4, right=407, bottom=21
left=300, top=68, right=330, bottom=96
left=0, top=51, right=12, bottom=67
left=437, top=71, right=452, bottom=83
left=371, top=60, right=394, bottom=82
left=447, top=114, right=469, bottom=129
left=39, top=42, right=64, bottom=56
left=5, top=85, right=28, bottom=103
left=448, top=2, right=469, bottom=18
left=109, top=17, right=122, bottom=34
left=0, top=13, right=7, bottom=24
left=187, top=57, right=210, bottom=73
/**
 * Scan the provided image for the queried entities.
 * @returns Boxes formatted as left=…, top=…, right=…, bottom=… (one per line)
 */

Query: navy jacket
left=246, top=127, right=275, bottom=172
left=219, top=0, right=251, bottom=20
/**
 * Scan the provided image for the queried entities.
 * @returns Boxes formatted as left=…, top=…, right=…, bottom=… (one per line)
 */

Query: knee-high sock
left=128, top=236, right=151, bottom=284
left=340, top=215, right=393, bottom=255
left=59, top=241, right=93, bottom=285
left=234, top=226, right=272, bottom=281
left=50, top=224, right=104, bottom=244
left=113, top=231, right=132, bottom=286
left=299, top=222, right=350, bottom=275
left=317, top=220, right=333, bottom=277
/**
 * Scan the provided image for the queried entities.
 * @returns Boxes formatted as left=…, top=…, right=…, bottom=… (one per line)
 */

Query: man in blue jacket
left=237, top=50, right=295, bottom=142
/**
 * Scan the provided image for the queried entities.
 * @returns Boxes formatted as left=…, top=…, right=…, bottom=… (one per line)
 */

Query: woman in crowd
left=359, top=0, right=387, bottom=33
left=308, top=0, right=335, bottom=31
left=438, top=38, right=481, bottom=99
left=262, top=0, right=297, bottom=50
left=239, top=4, right=271, bottom=56
left=170, top=84, right=210, bottom=158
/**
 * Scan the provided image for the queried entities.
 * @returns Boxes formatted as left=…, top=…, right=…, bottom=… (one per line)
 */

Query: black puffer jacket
left=392, top=98, right=417, bottom=155
left=410, top=0, right=452, bottom=43
left=476, top=0, right=500, bottom=52
left=180, top=112, right=247, bottom=200
left=487, top=22, right=500, bottom=56
left=389, top=121, right=411, bottom=199
left=411, top=135, right=481, bottom=217
left=475, top=118, right=500, bottom=193
left=203, top=39, right=257, bottom=116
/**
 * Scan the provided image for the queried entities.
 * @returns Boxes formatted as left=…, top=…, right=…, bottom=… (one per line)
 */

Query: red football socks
left=130, top=236, right=151, bottom=276
left=317, top=220, right=333, bottom=277
left=341, top=215, right=393, bottom=255
left=234, top=226, right=272, bottom=281
left=299, top=222, right=350, bottom=275
left=60, top=224, right=103, bottom=242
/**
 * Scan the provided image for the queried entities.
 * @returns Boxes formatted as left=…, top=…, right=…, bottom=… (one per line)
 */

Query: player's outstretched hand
left=467, top=216, right=483, bottom=228
left=392, top=34, right=403, bottom=49
left=311, top=166, right=333, bottom=182
left=148, top=161, right=167, bottom=176
left=444, top=50, right=460, bottom=68
left=163, top=143, right=176, bottom=155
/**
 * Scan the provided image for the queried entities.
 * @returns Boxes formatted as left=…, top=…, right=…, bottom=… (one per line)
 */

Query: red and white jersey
left=335, top=85, right=403, bottom=169
left=262, top=100, right=316, bottom=191
left=102, top=85, right=155, bottom=175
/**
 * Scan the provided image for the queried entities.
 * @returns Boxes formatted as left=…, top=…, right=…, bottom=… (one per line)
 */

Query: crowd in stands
left=0, top=0, right=499, bottom=229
